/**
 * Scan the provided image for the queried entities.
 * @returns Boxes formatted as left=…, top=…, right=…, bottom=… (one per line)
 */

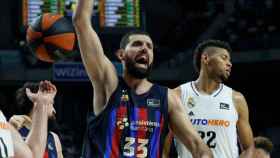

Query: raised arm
left=73, top=0, right=118, bottom=115
left=168, top=89, right=213, bottom=158
left=11, top=101, right=48, bottom=158
left=233, top=91, right=254, bottom=150
left=11, top=81, right=56, bottom=158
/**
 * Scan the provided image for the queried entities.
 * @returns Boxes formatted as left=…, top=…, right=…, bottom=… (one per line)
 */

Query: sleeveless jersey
left=175, top=82, right=238, bottom=158
left=83, top=77, right=169, bottom=158
left=18, top=116, right=58, bottom=158
left=0, top=111, right=14, bottom=158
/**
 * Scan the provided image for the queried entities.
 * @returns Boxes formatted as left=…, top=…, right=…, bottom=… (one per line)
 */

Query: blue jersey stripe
left=19, top=126, right=58, bottom=158
left=130, top=107, right=138, bottom=157
left=105, top=109, right=117, bottom=158
left=85, top=78, right=169, bottom=158
left=150, top=110, right=161, bottom=157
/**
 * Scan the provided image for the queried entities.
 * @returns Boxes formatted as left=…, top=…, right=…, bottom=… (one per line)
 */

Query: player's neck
left=195, top=74, right=221, bottom=94
left=123, top=73, right=152, bottom=95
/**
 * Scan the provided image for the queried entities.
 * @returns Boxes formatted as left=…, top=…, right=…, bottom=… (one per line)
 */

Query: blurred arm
left=168, top=89, right=213, bottom=158
left=24, top=81, right=56, bottom=158
left=10, top=100, right=49, bottom=158
left=73, top=0, right=118, bottom=115
left=24, top=100, right=49, bottom=157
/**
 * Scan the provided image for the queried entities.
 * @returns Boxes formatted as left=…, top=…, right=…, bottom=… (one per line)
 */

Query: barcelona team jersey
left=18, top=118, right=58, bottom=158
left=83, top=78, right=170, bottom=158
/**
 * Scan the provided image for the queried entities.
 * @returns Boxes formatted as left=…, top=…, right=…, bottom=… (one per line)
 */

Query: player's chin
left=221, top=75, right=229, bottom=82
left=226, top=72, right=231, bottom=78
left=218, top=73, right=228, bottom=82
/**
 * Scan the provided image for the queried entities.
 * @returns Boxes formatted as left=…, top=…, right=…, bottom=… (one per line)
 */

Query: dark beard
left=126, top=59, right=152, bottom=79
left=219, top=73, right=228, bottom=83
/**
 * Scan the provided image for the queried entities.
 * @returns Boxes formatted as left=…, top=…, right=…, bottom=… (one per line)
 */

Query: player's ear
left=201, top=53, right=209, bottom=65
left=115, top=49, right=125, bottom=61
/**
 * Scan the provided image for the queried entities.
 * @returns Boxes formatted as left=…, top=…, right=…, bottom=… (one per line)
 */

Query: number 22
left=198, top=130, right=216, bottom=148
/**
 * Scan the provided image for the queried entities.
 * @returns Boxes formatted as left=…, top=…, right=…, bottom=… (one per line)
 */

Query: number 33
left=123, top=137, right=149, bottom=158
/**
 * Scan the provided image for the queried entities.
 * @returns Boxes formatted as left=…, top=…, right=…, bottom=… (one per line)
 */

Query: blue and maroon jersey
left=83, top=78, right=170, bottom=158
left=19, top=126, right=58, bottom=158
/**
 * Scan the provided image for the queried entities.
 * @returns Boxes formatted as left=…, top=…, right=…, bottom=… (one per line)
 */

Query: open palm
left=26, top=80, right=57, bottom=105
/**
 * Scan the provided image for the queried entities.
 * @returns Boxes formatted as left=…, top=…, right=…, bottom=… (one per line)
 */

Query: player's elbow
left=72, top=17, right=83, bottom=30
left=72, top=14, right=90, bottom=31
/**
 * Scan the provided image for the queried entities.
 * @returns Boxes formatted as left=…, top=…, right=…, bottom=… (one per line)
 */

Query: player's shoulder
left=222, top=83, right=244, bottom=100
left=232, top=89, right=246, bottom=102
left=49, top=131, right=62, bottom=143
left=231, top=89, right=249, bottom=114
left=49, top=131, right=59, bottom=137
left=175, top=81, right=193, bottom=91
left=174, top=81, right=192, bottom=93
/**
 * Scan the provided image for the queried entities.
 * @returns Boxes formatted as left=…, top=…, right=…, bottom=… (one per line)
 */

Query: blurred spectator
left=9, top=82, right=63, bottom=158
left=254, top=136, right=273, bottom=158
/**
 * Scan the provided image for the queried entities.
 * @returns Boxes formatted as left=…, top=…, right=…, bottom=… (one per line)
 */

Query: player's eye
left=132, top=41, right=143, bottom=47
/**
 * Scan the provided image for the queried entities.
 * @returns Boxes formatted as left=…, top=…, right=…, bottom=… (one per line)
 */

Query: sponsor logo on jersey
left=130, top=120, right=160, bottom=132
left=116, top=118, right=160, bottom=132
left=220, top=102, right=230, bottom=110
left=117, top=117, right=129, bottom=130
left=147, top=99, right=160, bottom=108
left=121, top=90, right=129, bottom=102
left=187, top=97, right=195, bottom=108
left=188, top=111, right=195, bottom=116
left=190, top=118, right=230, bottom=127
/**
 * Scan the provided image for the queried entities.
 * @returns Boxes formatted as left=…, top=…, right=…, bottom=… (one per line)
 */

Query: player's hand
left=9, top=115, right=26, bottom=129
left=26, top=80, right=57, bottom=105
left=239, top=146, right=254, bottom=158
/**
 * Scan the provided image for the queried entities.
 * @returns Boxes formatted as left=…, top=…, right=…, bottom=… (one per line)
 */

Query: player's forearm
left=72, top=0, right=106, bottom=75
left=190, top=141, right=213, bottom=158
left=239, top=145, right=254, bottom=158
left=73, top=0, right=94, bottom=29
left=169, top=122, right=213, bottom=158
left=25, top=101, right=48, bottom=158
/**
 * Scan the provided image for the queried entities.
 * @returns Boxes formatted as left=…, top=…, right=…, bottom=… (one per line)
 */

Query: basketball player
left=0, top=80, right=56, bottom=158
left=9, top=82, right=63, bottom=158
left=174, top=40, right=254, bottom=158
left=73, top=0, right=213, bottom=157
left=254, top=136, right=273, bottom=158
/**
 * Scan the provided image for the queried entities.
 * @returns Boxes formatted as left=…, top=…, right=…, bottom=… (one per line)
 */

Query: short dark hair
left=120, top=30, right=150, bottom=49
left=193, top=39, right=232, bottom=72
left=15, top=82, right=39, bottom=115
left=254, top=136, right=273, bottom=154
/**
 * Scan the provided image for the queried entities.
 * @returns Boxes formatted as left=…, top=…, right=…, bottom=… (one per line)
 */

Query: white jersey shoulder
left=176, top=81, right=239, bottom=158
left=0, top=111, right=14, bottom=158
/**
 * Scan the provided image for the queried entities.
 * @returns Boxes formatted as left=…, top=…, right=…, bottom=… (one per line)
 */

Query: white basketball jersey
left=0, top=111, right=14, bottom=158
left=175, top=82, right=239, bottom=158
